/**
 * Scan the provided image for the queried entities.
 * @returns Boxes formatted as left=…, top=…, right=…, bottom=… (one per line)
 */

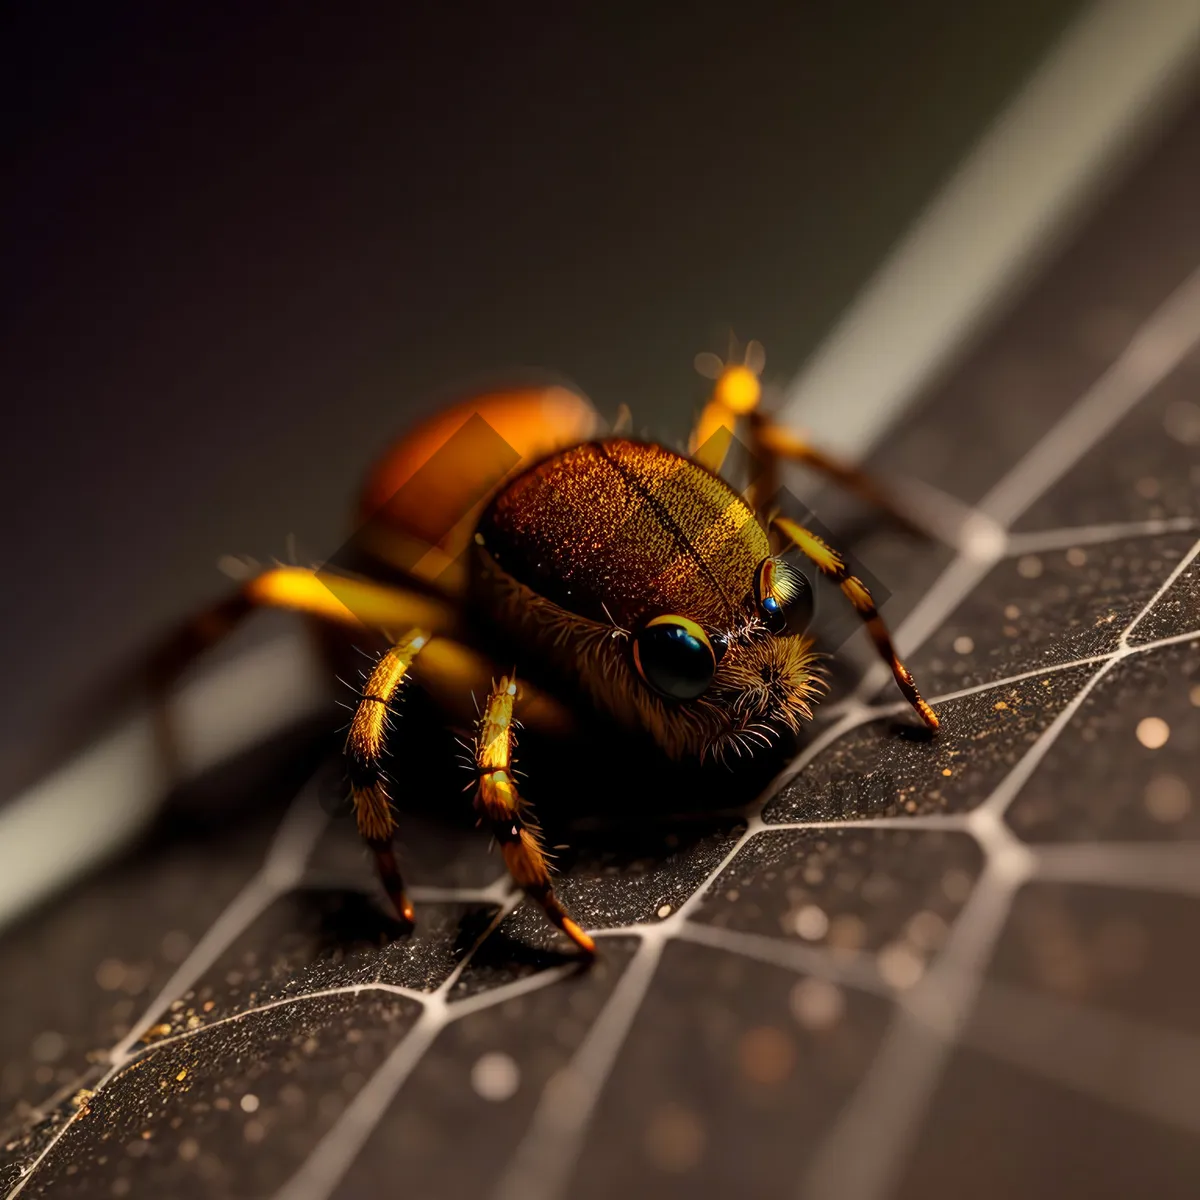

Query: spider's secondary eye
left=754, top=557, right=815, bottom=636
left=632, top=615, right=717, bottom=701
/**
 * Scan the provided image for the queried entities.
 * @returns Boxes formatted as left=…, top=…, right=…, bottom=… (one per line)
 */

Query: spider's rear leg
left=749, top=417, right=925, bottom=537
left=474, top=675, right=595, bottom=956
left=686, top=343, right=922, bottom=534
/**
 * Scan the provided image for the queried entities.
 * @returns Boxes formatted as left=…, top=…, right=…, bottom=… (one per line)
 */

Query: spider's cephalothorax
left=472, top=438, right=824, bottom=761
left=223, top=345, right=939, bottom=955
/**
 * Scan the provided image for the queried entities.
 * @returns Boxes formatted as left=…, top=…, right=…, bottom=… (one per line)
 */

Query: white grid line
left=273, top=923, right=578, bottom=1200
left=1035, top=841, right=1200, bottom=897
left=1004, top=515, right=1200, bottom=556
left=5, top=784, right=330, bottom=1199
left=964, top=979, right=1200, bottom=1135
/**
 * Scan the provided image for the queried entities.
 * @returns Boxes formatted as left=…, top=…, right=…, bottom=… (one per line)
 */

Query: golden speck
left=738, top=1026, right=795, bottom=1085
left=470, top=1053, right=520, bottom=1102
left=70, top=1089, right=93, bottom=1109
left=792, top=905, right=829, bottom=940
left=31, top=1031, right=66, bottom=1064
left=142, top=1024, right=172, bottom=1042
left=1016, top=555, right=1043, bottom=579
left=827, top=913, right=866, bottom=955
left=202, top=1001, right=215, bottom=1013
left=656, top=904, right=672, bottom=919
left=1136, top=716, right=1170, bottom=749
left=1164, top=399, right=1200, bottom=445
left=176, top=1069, right=187, bottom=1082
left=186, top=1016, right=201, bottom=1030
left=994, top=701, right=1009, bottom=711
left=906, top=910, right=949, bottom=952
left=877, top=942, right=925, bottom=989
left=240, top=1094, right=260, bottom=1114
left=95, top=959, right=126, bottom=991
left=1065, top=547, right=1087, bottom=567
left=952, top=635, right=974, bottom=655
left=644, top=1103, right=705, bottom=1172
left=941, top=868, right=973, bottom=904
left=789, top=978, right=845, bottom=1031
left=941, top=768, right=953, bottom=777
left=160, top=930, right=192, bottom=964
left=1144, top=774, right=1191, bottom=823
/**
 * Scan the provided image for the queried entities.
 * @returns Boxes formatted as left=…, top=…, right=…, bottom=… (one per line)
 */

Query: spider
left=170, top=339, right=938, bottom=956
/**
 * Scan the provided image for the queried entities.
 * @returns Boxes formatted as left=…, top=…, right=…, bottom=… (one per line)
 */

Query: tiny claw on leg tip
left=562, top=918, right=596, bottom=956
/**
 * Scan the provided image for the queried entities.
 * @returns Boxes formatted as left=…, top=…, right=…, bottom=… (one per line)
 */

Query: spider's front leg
left=770, top=516, right=939, bottom=731
left=345, top=628, right=577, bottom=932
left=474, top=675, right=595, bottom=956
left=345, top=627, right=433, bottom=924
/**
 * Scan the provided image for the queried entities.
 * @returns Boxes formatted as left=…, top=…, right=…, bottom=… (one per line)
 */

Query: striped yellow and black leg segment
left=474, top=675, right=595, bottom=956
left=344, top=627, right=432, bottom=925
left=770, top=516, right=939, bottom=731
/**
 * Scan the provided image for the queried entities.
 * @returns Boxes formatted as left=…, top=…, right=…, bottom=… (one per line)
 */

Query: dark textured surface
left=334, top=940, right=639, bottom=1200
left=991, top=882, right=1200, bottom=1036
left=3, top=84, right=1200, bottom=1200
left=573, top=941, right=895, bottom=1200
left=906, top=534, right=1193, bottom=694
left=7, top=994, right=422, bottom=1200
left=1006, top=641, right=1200, bottom=843
left=694, top=827, right=984, bottom=956
left=896, top=1046, right=1200, bottom=1200
left=765, top=663, right=1097, bottom=822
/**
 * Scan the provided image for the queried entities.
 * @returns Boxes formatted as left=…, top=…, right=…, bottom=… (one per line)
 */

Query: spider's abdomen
left=475, top=439, right=769, bottom=630
left=356, top=386, right=601, bottom=583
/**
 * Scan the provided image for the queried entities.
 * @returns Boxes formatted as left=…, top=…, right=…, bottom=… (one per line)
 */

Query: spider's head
left=623, top=555, right=826, bottom=762
left=473, top=437, right=828, bottom=762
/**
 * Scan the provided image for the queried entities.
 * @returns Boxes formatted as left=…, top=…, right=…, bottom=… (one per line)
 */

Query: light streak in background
left=783, top=0, right=1200, bottom=462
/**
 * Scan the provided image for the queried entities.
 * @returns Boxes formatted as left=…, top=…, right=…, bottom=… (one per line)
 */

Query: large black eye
left=755, top=557, right=815, bottom=636
left=632, top=615, right=717, bottom=701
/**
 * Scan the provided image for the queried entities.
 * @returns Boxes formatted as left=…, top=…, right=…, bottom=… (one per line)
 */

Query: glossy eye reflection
left=632, top=615, right=717, bottom=701
left=755, top=556, right=815, bottom=636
